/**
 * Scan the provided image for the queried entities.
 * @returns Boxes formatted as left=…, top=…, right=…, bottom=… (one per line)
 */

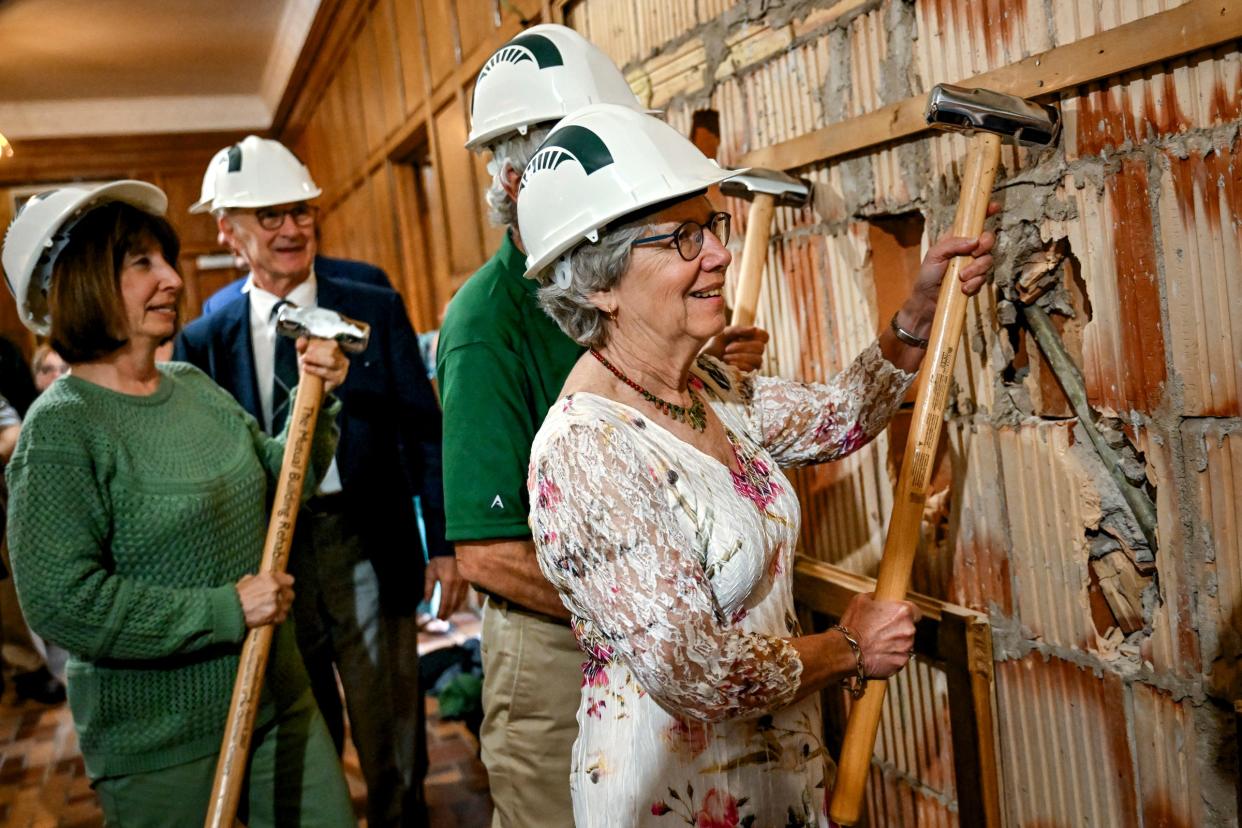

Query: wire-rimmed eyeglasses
left=249, top=204, right=318, bottom=231
left=630, top=212, right=731, bottom=261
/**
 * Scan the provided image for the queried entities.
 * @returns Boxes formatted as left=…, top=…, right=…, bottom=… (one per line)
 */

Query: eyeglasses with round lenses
left=630, top=212, right=731, bottom=261
left=253, top=204, right=318, bottom=231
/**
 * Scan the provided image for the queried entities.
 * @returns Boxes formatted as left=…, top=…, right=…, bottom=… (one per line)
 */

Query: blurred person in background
left=31, top=343, right=68, bottom=392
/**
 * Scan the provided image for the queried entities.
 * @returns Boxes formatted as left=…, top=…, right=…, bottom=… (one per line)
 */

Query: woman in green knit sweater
left=1, top=181, right=356, bottom=826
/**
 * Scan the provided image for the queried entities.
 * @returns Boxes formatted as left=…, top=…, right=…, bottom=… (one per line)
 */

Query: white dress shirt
left=244, top=271, right=342, bottom=494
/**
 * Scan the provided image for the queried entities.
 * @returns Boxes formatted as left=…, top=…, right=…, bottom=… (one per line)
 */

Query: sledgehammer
left=719, top=168, right=811, bottom=327
left=205, top=304, right=370, bottom=828
left=829, top=84, right=1060, bottom=826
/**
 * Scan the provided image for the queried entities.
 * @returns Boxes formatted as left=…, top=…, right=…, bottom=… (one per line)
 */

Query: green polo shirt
left=437, top=233, right=584, bottom=541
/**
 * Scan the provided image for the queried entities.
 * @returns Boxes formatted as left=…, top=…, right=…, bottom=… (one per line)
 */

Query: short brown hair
left=48, top=202, right=180, bottom=363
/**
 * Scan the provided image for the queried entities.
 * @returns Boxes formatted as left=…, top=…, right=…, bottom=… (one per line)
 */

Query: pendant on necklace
left=590, top=349, right=708, bottom=433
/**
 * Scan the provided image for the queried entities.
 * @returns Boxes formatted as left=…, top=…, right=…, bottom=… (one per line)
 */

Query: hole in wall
left=690, top=109, right=724, bottom=211
left=1008, top=238, right=1160, bottom=637
left=689, top=109, right=721, bottom=159
left=1002, top=239, right=1091, bottom=417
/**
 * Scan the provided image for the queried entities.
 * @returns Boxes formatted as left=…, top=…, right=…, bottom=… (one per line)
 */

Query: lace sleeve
left=530, top=417, right=802, bottom=723
left=750, top=341, right=916, bottom=467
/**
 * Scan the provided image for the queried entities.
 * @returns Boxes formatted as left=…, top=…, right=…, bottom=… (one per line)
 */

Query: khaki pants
left=480, top=599, right=582, bottom=828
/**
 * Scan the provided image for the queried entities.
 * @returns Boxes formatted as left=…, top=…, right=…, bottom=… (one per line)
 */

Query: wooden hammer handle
left=829, top=131, right=1001, bottom=826
left=730, top=193, right=777, bottom=327
left=205, top=370, right=326, bottom=828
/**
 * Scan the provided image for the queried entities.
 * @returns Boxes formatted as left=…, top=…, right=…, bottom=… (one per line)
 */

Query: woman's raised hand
left=838, top=592, right=921, bottom=678
left=295, top=337, right=350, bottom=394
left=905, top=201, right=1001, bottom=322
left=236, top=572, right=296, bottom=628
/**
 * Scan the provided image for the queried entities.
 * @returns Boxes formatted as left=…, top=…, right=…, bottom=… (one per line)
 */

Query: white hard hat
left=517, top=104, right=744, bottom=277
left=189, top=146, right=229, bottom=214
left=209, top=135, right=321, bottom=211
left=466, top=24, right=648, bottom=152
left=2, top=180, right=168, bottom=335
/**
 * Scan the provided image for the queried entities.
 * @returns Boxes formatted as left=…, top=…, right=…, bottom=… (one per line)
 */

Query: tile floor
left=0, top=611, right=491, bottom=827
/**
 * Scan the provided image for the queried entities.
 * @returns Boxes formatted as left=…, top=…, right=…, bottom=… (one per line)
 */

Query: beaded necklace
left=589, top=349, right=707, bottom=432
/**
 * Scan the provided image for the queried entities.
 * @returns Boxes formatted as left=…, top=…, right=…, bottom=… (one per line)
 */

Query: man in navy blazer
left=175, top=135, right=462, bottom=828
left=199, top=253, right=392, bottom=315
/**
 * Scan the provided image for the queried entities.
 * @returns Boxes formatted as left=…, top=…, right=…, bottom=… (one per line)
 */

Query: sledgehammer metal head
left=276, top=304, right=371, bottom=354
left=925, top=83, right=1061, bottom=147
left=719, top=167, right=812, bottom=208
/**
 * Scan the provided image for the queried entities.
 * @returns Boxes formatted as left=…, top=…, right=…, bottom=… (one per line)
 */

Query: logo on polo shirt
left=491, top=494, right=504, bottom=510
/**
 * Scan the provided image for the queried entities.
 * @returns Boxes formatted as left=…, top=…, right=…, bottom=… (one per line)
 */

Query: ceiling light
left=0, top=132, right=12, bottom=158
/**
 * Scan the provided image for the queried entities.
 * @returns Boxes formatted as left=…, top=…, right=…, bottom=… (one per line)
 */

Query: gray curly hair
left=482, top=126, right=552, bottom=228
left=535, top=217, right=651, bottom=349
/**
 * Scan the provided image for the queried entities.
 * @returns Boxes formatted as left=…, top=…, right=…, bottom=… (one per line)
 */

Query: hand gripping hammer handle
left=830, top=81, right=1059, bottom=823
left=204, top=304, right=369, bottom=827
left=828, top=131, right=1002, bottom=826
left=204, top=370, right=325, bottom=827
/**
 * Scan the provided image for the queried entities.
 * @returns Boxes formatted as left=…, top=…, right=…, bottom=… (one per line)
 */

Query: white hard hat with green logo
left=466, top=24, right=649, bottom=152
left=517, top=104, right=745, bottom=278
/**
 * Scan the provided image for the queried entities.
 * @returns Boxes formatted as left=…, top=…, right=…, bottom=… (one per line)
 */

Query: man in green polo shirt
left=439, top=24, right=767, bottom=828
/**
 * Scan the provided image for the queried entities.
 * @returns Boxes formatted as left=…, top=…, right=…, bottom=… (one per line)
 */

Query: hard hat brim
left=522, top=166, right=748, bottom=279
left=465, top=107, right=667, bottom=153
left=79, top=180, right=169, bottom=219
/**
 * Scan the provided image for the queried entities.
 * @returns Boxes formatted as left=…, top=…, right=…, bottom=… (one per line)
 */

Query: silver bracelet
left=830, top=624, right=867, bottom=699
left=890, top=311, right=930, bottom=349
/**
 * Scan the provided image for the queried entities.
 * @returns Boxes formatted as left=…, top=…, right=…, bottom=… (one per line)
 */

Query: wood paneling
left=271, top=0, right=557, bottom=329
left=357, top=18, right=390, bottom=152
left=372, top=2, right=407, bottom=138
left=0, top=132, right=246, bottom=187
left=391, top=156, right=438, bottom=330
left=432, top=95, right=485, bottom=281
left=393, top=0, right=429, bottom=116
left=339, top=48, right=370, bottom=174
left=456, top=0, right=499, bottom=64
left=423, top=0, right=460, bottom=89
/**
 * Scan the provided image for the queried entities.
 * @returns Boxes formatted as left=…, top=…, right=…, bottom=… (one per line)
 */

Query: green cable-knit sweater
left=6, top=361, right=338, bottom=779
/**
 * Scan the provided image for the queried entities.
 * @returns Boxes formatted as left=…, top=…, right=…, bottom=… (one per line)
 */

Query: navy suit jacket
left=175, top=274, right=449, bottom=610
left=200, top=255, right=393, bottom=316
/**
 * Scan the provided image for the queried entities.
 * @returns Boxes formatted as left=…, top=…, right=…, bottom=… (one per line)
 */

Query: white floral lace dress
left=528, top=343, right=915, bottom=828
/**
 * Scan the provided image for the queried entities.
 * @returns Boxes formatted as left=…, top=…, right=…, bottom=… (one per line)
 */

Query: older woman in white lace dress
left=518, top=104, right=994, bottom=828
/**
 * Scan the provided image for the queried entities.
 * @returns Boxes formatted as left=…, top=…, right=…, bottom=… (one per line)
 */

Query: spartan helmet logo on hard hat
left=520, top=126, right=616, bottom=182
left=516, top=103, right=746, bottom=280
left=465, top=23, right=649, bottom=151
left=476, top=32, right=564, bottom=81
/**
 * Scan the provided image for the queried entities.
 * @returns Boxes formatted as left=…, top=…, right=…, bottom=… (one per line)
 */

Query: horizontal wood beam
left=741, top=0, right=1242, bottom=172
left=0, top=130, right=251, bottom=186
left=793, top=555, right=981, bottom=625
